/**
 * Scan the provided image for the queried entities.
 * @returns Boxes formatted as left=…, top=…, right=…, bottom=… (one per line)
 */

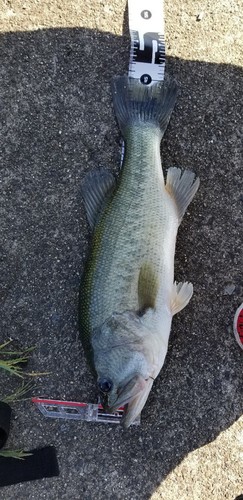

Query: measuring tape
left=119, top=0, right=165, bottom=164
left=33, top=0, right=165, bottom=425
left=128, top=0, right=165, bottom=84
left=32, top=398, right=140, bottom=425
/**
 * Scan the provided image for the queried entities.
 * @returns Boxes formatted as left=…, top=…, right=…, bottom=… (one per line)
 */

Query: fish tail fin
left=111, top=75, right=178, bottom=138
left=166, top=167, right=200, bottom=223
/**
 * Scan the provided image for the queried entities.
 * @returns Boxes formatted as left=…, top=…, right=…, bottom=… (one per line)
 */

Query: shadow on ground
left=0, top=23, right=242, bottom=500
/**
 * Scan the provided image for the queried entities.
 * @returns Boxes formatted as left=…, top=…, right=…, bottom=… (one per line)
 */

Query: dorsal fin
left=81, top=168, right=116, bottom=228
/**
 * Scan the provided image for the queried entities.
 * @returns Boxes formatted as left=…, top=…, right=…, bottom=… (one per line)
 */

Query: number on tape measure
left=128, top=0, right=165, bottom=84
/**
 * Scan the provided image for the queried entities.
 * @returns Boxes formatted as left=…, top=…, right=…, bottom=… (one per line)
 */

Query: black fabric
left=0, top=400, right=59, bottom=486
left=0, top=402, right=11, bottom=448
left=0, top=446, right=59, bottom=487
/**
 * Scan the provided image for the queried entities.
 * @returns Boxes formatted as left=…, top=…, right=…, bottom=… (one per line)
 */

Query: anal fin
left=171, top=281, right=193, bottom=315
left=166, top=167, right=200, bottom=223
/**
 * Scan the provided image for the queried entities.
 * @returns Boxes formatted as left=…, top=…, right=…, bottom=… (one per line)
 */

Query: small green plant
left=0, top=449, right=32, bottom=460
left=0, top=341, right=35, bottom=378
left=0, top=340, right=40, bottom=459
left=2, top=380, right=35, bottom=404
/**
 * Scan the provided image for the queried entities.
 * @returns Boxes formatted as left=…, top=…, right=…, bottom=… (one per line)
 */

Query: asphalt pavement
left=0, top=1, right=242, bottom=499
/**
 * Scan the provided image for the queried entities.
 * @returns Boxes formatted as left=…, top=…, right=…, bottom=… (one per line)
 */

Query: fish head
left=92, top=310, right=161, bottom=428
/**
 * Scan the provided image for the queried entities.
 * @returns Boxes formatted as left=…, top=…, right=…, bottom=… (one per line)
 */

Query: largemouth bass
left=79, top=76, right=199, bottom=428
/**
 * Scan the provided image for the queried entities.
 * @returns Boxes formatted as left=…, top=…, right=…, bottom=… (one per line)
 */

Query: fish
left=79, top=75, right=199, bottom=428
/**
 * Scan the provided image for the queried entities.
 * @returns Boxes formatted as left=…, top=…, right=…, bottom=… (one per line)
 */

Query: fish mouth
left=98, top=374, right=154, bottom=427
left=108, top=376, right=154, bottom=428
left=107, top=374, right=146, bottom=412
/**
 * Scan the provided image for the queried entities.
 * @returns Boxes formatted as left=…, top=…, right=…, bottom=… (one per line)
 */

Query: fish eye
left=98, top=377, right=113, bottom=393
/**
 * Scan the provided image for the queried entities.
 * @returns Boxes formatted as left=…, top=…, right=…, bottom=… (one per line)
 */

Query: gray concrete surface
left=0, top=1, right=242, bottom=499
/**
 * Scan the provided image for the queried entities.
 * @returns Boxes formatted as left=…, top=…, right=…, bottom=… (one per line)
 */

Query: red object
left=31, top=397, right=124, bottom=410
left=32, top=398, right=88, bottom=408
left=234, top=304, right=243, bottom=349
left=31, top=397, right=137, bottom=424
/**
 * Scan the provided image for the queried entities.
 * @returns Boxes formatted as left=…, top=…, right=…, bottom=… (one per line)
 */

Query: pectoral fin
left=138, top=263, right=159, bottom=314
left=171, top=281, right=193, bottom=315
left=81, top=168, right=116, bottom=228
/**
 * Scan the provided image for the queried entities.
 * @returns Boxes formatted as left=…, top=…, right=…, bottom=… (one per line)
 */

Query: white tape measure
left=120, top=0, right=165, bottom=164
left=128, top=0, right=165, bottom=84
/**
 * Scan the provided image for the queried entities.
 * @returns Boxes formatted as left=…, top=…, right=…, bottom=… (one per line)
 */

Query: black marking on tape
left=131, top=30, right=165, bottom=65
left=140, top=74, right=152, bottom=85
